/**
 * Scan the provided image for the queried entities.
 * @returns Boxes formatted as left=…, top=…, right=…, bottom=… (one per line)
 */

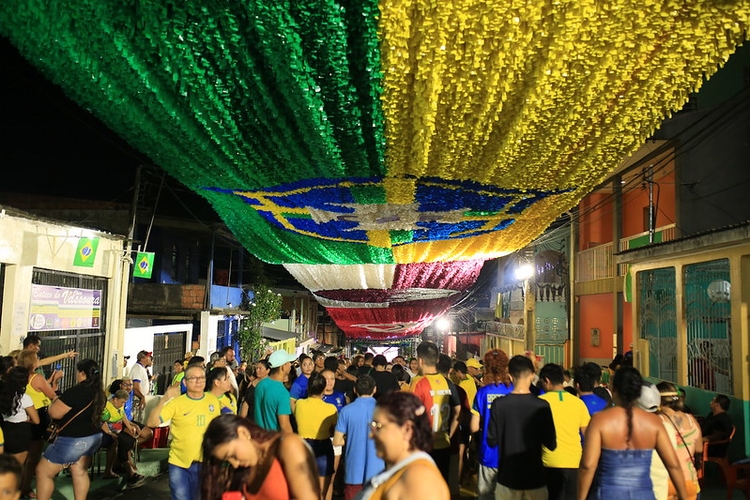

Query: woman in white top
left=0, top=366, right=40, bottom=465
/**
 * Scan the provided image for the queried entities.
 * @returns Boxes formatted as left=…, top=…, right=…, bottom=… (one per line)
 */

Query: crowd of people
left=0, top=336, right=737, bottom=500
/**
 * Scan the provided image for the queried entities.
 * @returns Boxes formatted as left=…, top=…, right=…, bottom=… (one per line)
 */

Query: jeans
left=169, top=462, right=201, bottom=500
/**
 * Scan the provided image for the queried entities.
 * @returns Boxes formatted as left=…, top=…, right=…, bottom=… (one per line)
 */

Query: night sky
left=1, top=35, right=225, bottom=222
left=0, top=37, right=145, bottom=202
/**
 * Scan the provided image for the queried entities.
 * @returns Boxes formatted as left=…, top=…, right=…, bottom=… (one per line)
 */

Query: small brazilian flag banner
left=133, top=252, right=155, bottom=279
left=73, top=238, right=99, bottom=267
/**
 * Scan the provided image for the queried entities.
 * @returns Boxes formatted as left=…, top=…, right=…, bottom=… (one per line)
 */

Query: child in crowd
left=0, top=454, right=21, bottom=500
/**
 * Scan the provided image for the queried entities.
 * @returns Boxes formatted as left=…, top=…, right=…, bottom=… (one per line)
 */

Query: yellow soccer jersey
left=294, top=397, right=337, bottom=440
left=540, top=390, right=591, bottom=468
left=159, top=392, right=222, bottom=468
left=218, top=392, right=238, bottom=414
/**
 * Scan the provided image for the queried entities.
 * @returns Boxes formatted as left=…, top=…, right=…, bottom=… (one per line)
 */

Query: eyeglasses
left=185, top=376, right=206, bottom=382
left=369, top=420, right=392, bottom=431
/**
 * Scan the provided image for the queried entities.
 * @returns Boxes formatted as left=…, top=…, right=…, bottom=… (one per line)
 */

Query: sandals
left=103, top=473, right=121, bottom=479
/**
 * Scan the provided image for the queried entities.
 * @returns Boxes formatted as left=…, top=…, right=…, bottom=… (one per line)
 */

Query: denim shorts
left=305, top=438, right=334, bottom=476
left=43, top=433, right=102, bottom=466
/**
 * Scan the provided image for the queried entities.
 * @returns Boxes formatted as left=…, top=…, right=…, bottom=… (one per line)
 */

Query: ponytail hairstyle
left=611, top=366, right=644, bottom=445
left=76, top=359, right=107, bottom=428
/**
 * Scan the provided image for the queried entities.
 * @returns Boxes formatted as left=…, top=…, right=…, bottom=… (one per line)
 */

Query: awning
left=262, top=326, right=297, bottom=341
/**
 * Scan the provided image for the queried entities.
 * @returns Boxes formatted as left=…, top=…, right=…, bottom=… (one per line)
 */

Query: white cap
left=637, top=383, right=661, bottom=412
left=268, top=350, right=297, bottom=368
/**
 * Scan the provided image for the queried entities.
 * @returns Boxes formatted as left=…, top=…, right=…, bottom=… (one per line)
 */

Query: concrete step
left=48, top=447, right=170, bottom=500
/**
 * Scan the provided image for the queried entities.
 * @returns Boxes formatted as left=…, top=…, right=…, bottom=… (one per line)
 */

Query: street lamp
left=515, top=262, right=535, bottom=351
left=435, top=317, right=451, bottom=332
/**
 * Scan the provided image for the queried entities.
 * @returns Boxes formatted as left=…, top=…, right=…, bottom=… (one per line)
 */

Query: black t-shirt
left=701, top=411, right=733, bottom=456
left=243, top=384, right=257, bottom=419
left=334, top=378, right=356, bottom=403
left=487, top=393, right=556, bottom=490
left=57, top=383, right=101, bottom=437
left=370, top=370, right=400, bottom=400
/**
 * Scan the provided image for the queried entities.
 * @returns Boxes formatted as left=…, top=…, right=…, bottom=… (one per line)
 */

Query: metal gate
left=535, top=344, right=565, bottom=366
left=684, top=259, right=732, bottom=394
left=151, top=330, right=187, bottom=395
left=638, top=267, right=677, bottom=382
left=31, top=269, right=108, bottom=392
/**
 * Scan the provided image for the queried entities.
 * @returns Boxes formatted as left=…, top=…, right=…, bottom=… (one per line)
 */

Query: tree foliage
left=238, top=286, right=282, bottom=362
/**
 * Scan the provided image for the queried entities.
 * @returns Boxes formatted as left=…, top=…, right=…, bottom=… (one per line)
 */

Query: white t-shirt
left=129, top=362, right=152, bottom=397
left=4, top=393, right=33, bottom=423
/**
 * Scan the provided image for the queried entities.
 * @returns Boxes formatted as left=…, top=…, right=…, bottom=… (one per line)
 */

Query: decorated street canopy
left=2, top=1, right=749, bottom=339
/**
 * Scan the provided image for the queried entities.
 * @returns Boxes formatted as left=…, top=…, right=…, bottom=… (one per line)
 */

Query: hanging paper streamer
left=2, top=1, right=748, bottom=336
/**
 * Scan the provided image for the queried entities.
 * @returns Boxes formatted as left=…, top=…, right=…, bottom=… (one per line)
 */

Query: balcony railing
left=576, top=242, right=614, bottom=282
left=575, top=224, right=677, bottom=282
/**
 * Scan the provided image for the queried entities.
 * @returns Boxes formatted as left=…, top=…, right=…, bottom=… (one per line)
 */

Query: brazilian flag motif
left=73, top=238, right=99, bottom=268
left=1, top=1, right=747, bottom=266
left=2, top=2, right=748, bottom=337
left=133, top=252, right=155, bottom=279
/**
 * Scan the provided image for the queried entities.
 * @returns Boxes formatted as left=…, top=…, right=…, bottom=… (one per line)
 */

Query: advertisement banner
left=28, top=285, right=102, bottom=332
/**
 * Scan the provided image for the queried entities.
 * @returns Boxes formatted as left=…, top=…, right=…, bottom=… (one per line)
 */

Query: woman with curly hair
left=357, top=391, right=449, bottom=500
left=200, top=414, right=320, bottom=500
left=470, top=348, right=513, bottom=500
left=578, top=366, right=688, bottom=500
left=36, top=359, right=106, bottom=500
left=0, top=366, right=40, bottom=467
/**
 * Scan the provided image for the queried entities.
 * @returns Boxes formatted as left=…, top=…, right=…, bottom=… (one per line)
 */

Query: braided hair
left=611, top=366, right=643, bottom=445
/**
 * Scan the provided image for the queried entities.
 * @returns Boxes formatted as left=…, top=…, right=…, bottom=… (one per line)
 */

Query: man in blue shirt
left=575, top=362, right=609, bottom=416
left=333, top=375, right=384, bottom=500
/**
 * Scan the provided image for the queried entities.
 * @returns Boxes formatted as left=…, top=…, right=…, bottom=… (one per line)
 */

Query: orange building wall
left=578, top=193, right=614, bottom=250
left=621, top=171, right=676, bottom=237
left=578, top=294, right=615, bottom=360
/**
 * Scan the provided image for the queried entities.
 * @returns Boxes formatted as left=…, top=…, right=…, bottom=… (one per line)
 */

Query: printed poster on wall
left=28, top=285, right=101, bottom=332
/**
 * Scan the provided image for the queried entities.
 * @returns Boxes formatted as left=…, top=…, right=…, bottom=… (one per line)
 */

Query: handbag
left=45, top=401, right=93, bottom=444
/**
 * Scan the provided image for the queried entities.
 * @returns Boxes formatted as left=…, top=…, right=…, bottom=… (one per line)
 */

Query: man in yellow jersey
left=409, top=341, right=460, bottom=482
left=147, top=364, right=221, bottom=500
left=538, top=363, right=589, bottom=500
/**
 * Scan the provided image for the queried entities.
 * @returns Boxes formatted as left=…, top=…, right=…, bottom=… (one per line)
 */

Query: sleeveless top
left=356, top=451, right=437, bottom=500
left=590, top=448, right=655, bottom=500
left=26, top=373, right=51, bottom=409
left=243, top=458, right=290, bottom=500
